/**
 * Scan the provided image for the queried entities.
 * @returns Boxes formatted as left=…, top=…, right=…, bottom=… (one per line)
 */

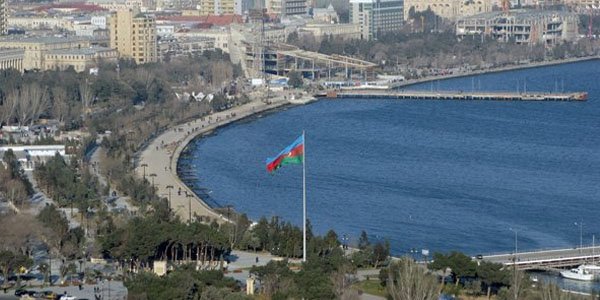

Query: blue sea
left=178, top=60, right=600, bottom=258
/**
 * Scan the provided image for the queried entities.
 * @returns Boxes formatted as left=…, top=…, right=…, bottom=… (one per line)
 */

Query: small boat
left=560, top=266, right=595, bottom=281
left=578, top=235, right=600, bottom=276
left=581, top=264, right=600, bottom=275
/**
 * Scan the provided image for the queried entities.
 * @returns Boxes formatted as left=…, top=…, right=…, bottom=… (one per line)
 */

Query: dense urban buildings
left=403, top=0, right=492, bottom=21
left=350, top=0, right=404, bottom=40
left=109, top=8, right=158, bottom=64
left=456, top=10, right=579, bottom=45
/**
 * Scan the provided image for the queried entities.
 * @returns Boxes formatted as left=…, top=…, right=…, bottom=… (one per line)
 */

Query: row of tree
left=96, top=210, right=230, bottom=270
left=125, top=265, right=243, bottom=300
left=34, top=153, right=102, bottom=210
left=0, top=50, right=243, bottom=132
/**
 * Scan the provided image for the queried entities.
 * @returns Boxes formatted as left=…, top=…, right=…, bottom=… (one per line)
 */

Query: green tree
left=38, top=262, right=50, bottom=286
left=372, top=240, right=390, bottom=268
left=287, top=71, right=303, bottom=88
left=429, top=251, right=476, bottom=286
left=0, top=250, right=33, bottom=279
left=358, top=230, right=370, bottom=250
left=476, top=261, right=509, bottom=298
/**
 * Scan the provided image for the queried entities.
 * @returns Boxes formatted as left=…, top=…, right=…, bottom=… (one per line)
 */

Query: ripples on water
left=178, top=60, right=600, bottom=259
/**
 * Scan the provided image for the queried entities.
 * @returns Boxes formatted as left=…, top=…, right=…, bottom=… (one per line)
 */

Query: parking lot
left=0, top=281, right=126, bottom=300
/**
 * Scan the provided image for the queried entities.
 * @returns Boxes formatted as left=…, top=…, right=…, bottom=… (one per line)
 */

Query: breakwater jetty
left=319, top=90, right=588, bottom=102
left=481, top=246, right=600, bottom=270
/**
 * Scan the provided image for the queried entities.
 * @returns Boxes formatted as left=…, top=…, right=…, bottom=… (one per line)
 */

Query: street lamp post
left=187, top=194, right=194, bottom=223
left=149, top=173, right=157, bottom=191
left=166, top=185, right=173, bottom=210
left=141, top=163, right=148, bottom=180
left=509, top=228, right=518, bottom=300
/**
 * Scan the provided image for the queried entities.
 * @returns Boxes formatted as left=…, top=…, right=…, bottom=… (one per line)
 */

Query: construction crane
left=502, top=0, right=510, bottom=14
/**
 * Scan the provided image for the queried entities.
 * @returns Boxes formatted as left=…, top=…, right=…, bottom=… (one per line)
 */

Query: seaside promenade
left=137, top=92, right=313, bottom=222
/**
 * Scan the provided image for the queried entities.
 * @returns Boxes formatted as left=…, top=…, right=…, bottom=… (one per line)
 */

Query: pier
left=319, top=90, right=588, bottom=102
left=480, top=246, right=600, bottom=270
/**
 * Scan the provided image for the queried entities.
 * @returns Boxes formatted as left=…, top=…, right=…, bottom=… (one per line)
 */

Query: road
left=0, top=281, right=126, bottom=300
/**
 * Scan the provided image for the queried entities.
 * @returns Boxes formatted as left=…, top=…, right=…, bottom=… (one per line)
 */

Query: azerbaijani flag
left=266, top=135, right=304, bottom=173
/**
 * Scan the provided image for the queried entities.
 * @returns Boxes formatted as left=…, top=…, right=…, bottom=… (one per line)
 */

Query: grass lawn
left=352, top=280, right=387, bottom=297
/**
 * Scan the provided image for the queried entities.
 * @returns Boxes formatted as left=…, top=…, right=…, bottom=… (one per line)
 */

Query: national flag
left=266, top=135, right=304, bottom=173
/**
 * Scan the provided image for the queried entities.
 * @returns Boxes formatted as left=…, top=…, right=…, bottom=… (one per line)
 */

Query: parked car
left=40, top=290, right=58, bottom=299
left=14, top=289, right=32, bottom=296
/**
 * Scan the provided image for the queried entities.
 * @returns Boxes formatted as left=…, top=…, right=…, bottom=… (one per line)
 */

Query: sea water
left=179, top=60, right=600, bottom=260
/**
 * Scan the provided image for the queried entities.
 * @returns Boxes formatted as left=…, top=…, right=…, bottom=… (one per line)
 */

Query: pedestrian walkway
left=25, top=171, right=80, bottom=229
left=89, top=147, right=136, bottom=213
left=136, top=96, right=298, bottom=222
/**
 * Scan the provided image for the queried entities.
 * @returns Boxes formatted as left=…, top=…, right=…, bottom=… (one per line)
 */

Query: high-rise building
left=350, top=0, right=403, bottom=40
left=110, top=8, right=158, bottom=64
left=199, top=0, right=243, bottom=15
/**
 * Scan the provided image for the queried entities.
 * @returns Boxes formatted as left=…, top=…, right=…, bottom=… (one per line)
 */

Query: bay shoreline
left=143, top=55, right=598, bottom=222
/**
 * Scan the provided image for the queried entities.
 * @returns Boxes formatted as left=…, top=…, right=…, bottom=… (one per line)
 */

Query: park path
left=89, top=146, right=136, bottom=213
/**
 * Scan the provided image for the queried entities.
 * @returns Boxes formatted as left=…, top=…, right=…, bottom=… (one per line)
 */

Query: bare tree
left=13, top=83, right=48, bottom=127
left=0, top=214, right=47, bottom=255
left=209, top=61, right=233, bottom=89
left=136, top=68, right=157, bottom=93
left=539, top=282, right=575, bottom=300
left=331, top=263, right=356, bottom=298
left=79, top=80, right=95, bottom=120
left=28, top=84, right=49, bottom=125
left=0, top=92, right=18, bottom=126
left=387, top=258, right=438, bottom=300
left=51, top=87, right=69, bottom=124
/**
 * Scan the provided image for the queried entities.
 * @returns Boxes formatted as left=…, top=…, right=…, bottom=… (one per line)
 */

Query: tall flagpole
left=302, top=130, right=307, bottom=262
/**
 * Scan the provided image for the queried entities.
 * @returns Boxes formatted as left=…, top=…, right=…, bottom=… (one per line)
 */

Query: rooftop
left=46, top=46, right=114, bottom=56
left=157, top=14, right=243, bottom=26
left=0, top=35, right=91, bottom=44
left=460, top=9, right=578, bottom=21
left=34, top=2, right=107, bottom=13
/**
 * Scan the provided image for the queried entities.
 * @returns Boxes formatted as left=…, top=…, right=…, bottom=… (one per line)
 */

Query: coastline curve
left=136, top=93, right=307, bottom=222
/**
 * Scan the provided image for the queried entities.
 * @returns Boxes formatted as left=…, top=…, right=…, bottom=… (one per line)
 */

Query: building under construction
left=229, top=23, right=377, bottom=80
left=456, top=10, right=580, bottom=45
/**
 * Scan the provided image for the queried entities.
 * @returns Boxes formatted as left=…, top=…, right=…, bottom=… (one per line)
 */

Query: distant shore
left=394, top=55, right=600, bottom=89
